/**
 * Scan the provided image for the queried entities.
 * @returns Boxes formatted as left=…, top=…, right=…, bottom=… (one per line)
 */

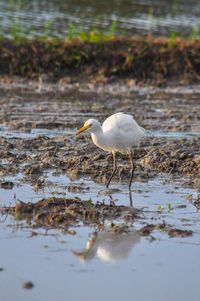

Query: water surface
left=0, top=0, right=200, bottom=38
left=0, top=81, right=199, bottom=301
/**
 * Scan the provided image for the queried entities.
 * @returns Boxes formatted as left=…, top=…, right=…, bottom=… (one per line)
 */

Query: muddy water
left=0, top=0, right=200, bottom=38
left=0, top=79, right=200, bottom=301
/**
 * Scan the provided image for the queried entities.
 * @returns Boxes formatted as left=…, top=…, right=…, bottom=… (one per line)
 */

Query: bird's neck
left=91, top=129, right=106, bottom=150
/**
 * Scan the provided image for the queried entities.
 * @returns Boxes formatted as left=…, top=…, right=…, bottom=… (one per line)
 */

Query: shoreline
left=1, top=37, right=200, bottom=85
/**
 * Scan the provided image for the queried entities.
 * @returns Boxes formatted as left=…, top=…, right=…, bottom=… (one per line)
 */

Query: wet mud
left=2, top=38, right=200, bottom=85
left=0, top=79, right=199, bottom=235
left=1, top=197, right=139, bottom=229
left=22, top=281, right=34, bottom=290
left=1, top=196, right=193, bottom=238
left=0, top=80, right=199, bottom=190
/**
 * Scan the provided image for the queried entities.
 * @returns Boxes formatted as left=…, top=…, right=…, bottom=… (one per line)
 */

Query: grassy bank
left=1, top=36, right=200, bottom=85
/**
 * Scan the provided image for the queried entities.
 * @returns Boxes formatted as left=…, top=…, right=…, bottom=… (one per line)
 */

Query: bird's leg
left=106, top=151, right=117, bottom=189
left=129, top=190, right=133, bottom=207
left=127, top=151, right=135, bottom=191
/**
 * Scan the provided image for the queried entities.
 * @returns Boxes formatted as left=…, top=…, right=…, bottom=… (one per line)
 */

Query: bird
left=72, top=230, right=140, bottom=264
left=76, top=112, right=145, bottom=191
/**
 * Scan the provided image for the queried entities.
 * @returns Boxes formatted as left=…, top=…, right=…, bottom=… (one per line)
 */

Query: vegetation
left=1, top=36, right=200, bottom=85
left=1, top=2, right=200, bottom=84
left=1, top=1, right=117, bottom=43
left=67, top=17, right=117, bottom=42
left=1, top=1, right=200, bottom=43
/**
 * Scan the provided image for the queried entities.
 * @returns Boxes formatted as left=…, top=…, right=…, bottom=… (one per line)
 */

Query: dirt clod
left=168, top=228, right=193, bottom=237
left=22, top=281, right=34, bottom=290
left=1, top=197, right=139, bottom=229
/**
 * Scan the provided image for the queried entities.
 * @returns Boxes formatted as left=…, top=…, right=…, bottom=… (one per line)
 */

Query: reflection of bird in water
left=72, top=230, right=140, bottom=264
left=76, top=112, right=145, bottom=191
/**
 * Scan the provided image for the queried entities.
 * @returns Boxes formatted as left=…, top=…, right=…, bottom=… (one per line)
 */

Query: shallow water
left=0, top=175, right=200, bottom=301
left=0, top=0, right=200, bottom=38
left=0, top=81, right=199, bottom=300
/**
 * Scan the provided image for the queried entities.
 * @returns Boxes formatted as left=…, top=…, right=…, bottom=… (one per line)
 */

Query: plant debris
left=1, top=197, right=140, bottom=229
left=1, top=37, right=200, bottom=85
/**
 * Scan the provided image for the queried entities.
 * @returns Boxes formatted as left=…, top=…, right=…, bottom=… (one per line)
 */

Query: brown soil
left=1, top=197, right=193, bottom=238
left=1, top=37, right=200, bottom=85
left=0, top=74, right=199, bottom=235
left=1, top=197, right=139, bottom=229
left=0, top=82, right=199, bottom=190
left=0, top=133, right=199, bottom=189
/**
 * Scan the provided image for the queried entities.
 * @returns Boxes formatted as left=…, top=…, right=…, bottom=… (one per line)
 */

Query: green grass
left=87, top=199, right=98, bottom=219
left=191, top=21, right=200, bottom=40
left=1, top=0, right=118, bottom=42
left=168, top=31, right=177, bottom=48
left=148, top=8, right=153, bottom=36
left=66, top=18, right=117, bottom=42
left=1, top=1, right=200, bottom=43
left=0, top=5, right=117, bottom=43
left=9, top=0, right=23, bottom=42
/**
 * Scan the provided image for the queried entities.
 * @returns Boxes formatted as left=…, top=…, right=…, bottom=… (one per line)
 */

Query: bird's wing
left=102, top=112, right=145, bottom=149
left=102, top=112, right=136, bottom=133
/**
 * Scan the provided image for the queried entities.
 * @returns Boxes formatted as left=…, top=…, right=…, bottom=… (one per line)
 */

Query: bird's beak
left=76, top=124, right=91, bottom=135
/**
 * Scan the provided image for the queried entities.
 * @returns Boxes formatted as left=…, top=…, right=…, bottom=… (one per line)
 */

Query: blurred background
left=0, top=0, right=200, bottom=39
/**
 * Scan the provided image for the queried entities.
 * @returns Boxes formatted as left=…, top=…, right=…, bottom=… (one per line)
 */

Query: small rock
left=22, top=281, right=34, bottom=289
left=168, top=228, right=193, bottom=238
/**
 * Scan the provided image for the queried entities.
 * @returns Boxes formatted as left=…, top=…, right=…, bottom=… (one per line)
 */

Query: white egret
left=76, top=112, right=145, bottom=190
left=72, top=230, right=140, bottom=264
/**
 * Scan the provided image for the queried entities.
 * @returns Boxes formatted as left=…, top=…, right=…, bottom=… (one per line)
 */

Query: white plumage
left=76, top=112, right=145, bottom=190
